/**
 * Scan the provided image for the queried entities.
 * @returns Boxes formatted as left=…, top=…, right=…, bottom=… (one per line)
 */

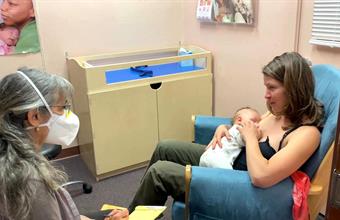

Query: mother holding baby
left=128, top=52, right=324, bottom=212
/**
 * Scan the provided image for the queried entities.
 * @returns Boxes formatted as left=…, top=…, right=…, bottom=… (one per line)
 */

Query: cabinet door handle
left=150, top=82, right=162, bottom=90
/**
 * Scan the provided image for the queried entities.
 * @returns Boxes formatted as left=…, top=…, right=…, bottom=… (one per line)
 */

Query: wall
left=35, top=0, right=183, bottom=76
left=0, top=0, right=183, bottom=148
left=3, top=1, right=337, bottom=116
left=0, top=53, right=43, bottom=75
left=0, top=0, right=183, bottom=77
left=299, top=0, right=340, bottom=65
left=1, top=0, right=339, bottom=145
left=181, top=0, right=299, bottom=117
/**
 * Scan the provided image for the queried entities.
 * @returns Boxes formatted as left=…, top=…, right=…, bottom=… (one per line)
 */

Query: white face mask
left=40, top=110, right=80, bottom=146
left=17, top=71, right=80, bottom=146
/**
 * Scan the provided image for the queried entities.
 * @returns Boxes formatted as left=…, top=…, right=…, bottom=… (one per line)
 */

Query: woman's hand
left=207, top=125, right=231, bottom=150
left=80, top=215, right=93, bottom=220
left=104, top=209, right=129, bottom=220
left=238, top=120, right=260, bottom=143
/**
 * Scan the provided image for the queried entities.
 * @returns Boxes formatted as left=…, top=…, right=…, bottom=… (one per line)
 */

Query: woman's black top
left=233, top=127, right=300, bottom=170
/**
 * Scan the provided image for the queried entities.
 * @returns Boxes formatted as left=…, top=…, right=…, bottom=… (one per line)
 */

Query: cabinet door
left=157, top=73, right=212, bottom=142
left=89, top=84, right=158, bottom=175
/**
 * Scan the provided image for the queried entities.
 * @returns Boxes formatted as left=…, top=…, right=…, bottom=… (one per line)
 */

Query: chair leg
left=62, top=181, right=93, bottom=194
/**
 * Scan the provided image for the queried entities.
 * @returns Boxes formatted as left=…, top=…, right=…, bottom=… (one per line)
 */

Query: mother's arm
left=207, top=124, right=231, bottom=149
left=241, top=122, right=320, bottom=188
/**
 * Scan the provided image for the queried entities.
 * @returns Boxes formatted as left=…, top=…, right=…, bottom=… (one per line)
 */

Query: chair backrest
left=41, top=144, right=62, bottom=160
left=301, top=64, right=340, bottom=178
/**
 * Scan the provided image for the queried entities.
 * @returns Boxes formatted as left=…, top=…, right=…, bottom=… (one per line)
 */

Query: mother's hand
left=238, top=120, right=260, bottom=142
left=207, top=124, right=231, bottom=150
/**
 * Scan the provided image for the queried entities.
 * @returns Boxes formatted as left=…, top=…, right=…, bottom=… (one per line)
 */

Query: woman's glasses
left=50, top=104, right=71, bottom=114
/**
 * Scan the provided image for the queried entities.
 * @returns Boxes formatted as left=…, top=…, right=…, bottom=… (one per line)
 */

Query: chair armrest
left=309, top=184, right=323, bottom=196
left=194, top=115, right=232, bottom=145
left=188, top=166, right=293, bottom=220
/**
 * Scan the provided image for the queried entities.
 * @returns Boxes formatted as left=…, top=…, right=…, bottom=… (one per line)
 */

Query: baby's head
left=0, top=25, right=19, bottom=46
left=233, top=107, right=261, bottom=125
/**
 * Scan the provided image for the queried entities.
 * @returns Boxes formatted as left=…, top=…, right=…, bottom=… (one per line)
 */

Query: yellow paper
left=101, top=204, right=126, bottom=211
left=129, top=205, right=167, bottom=220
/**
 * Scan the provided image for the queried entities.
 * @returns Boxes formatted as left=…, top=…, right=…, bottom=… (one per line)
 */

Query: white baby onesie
left=199, top=125, right=244, bottom=169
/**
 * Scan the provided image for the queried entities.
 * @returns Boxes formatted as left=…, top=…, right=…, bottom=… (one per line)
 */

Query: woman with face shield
left=0, top=68, right=128, bottom=220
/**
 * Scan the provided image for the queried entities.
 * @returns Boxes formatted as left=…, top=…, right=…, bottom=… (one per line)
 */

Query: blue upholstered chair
left=172, top=64, right=340, bottom=220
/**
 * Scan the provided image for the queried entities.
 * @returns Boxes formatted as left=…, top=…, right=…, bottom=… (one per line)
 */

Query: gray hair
left=0, top=67, right=72, bottom=219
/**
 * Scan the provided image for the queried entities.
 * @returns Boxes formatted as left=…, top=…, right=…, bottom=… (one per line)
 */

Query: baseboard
left=55, top=146, right=80, bottom=160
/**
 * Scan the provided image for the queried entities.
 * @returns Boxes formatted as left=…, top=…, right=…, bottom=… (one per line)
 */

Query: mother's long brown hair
left=262, top=52, right=324, bottom=128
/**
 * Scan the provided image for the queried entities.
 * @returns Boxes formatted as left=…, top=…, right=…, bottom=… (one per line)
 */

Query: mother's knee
left=149, top=160, right=171, bottom=174
left=157, top=139, right=178, bottom=149
left=155, top=140, right=179, bottom=156
left=149, top=161, right=184, bottom=178
left=157, top=139, right=186, bottom=153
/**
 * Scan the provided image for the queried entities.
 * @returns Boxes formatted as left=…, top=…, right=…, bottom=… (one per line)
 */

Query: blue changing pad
left=105, top=62, right=203, bottom=84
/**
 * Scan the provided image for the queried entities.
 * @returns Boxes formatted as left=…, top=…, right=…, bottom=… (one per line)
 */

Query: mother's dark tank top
left=233, top=127, right=299, bottom=170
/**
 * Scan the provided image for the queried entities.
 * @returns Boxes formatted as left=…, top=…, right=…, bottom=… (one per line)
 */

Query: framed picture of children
left=0, top=0, right=40, bottom=55
left=212, top=0, right=254, bottom=24
left=196, top=0, right=214, bottom=22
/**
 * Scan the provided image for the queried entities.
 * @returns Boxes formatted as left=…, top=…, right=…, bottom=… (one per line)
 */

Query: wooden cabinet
left=67, top=46, right=212, bottom=180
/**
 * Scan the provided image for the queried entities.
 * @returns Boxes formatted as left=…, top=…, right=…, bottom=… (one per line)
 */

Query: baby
left=199, top=107, right=261, bottom=169
left=0, top=25, right=19, bottom=55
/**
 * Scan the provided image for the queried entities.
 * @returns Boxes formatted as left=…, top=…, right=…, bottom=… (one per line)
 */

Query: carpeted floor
left=54, top=155, right=173, bottom=219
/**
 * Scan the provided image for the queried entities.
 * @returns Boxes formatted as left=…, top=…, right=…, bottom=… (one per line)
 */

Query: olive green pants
left=128, top=139, right=205, bottom=212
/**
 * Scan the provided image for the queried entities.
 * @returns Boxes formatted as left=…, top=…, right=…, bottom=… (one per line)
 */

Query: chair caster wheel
left=83, top=183, right=92, bottom=194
